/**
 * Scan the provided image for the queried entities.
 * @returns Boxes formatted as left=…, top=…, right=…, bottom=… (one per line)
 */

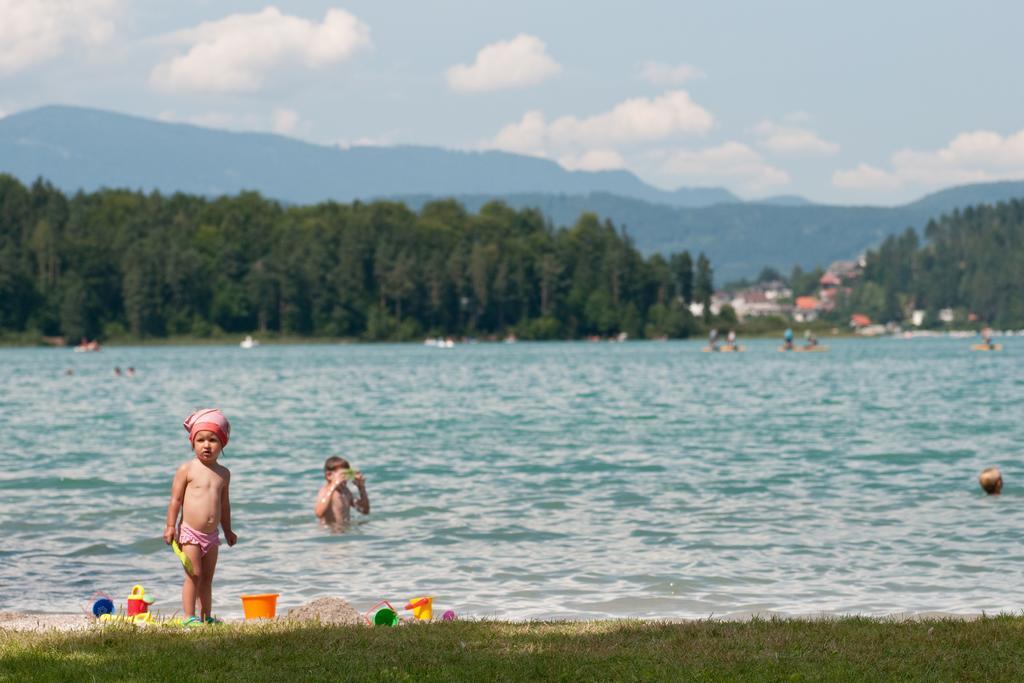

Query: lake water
left=0, top=338, right=1020, bottom=620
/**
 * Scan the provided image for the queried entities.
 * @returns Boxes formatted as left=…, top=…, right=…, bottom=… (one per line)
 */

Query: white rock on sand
left=0, top=612, right=92, bottom=633
left=286, top=597, right=363, bottom=626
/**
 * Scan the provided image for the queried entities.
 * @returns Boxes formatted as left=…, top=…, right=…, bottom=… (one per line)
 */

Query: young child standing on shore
left=163, top=408, right=237, bottom=624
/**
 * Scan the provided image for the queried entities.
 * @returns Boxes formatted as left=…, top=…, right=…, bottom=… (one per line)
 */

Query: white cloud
left=487, top=91, right=717, bottom=186
left=661, top=142, right=790, bottom=193
left=0, top=0, right=118, bottom=74
left=754, top=120, right=839, bottom=155
left=272, top=107, right=299, bottom=135
left=832, top=163, right=901, bottom=190
left=833, top=128, right=1024, bottom=191
left=446, top=34, right=560, bottom=92
left=150, top=7, right=371, bottom=93
left=638, top=61, right=704, bottom=86
left=491, top=110, right=548, bottom=155
left=559, top=149, right=626, bottom=172
left=552, top=91, right=714, bottom=146
left=490, top=90, right=713, bottom=155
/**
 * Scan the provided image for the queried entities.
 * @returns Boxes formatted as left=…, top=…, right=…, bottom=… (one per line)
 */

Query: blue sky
left=2, top=1, right=1023, bottom=204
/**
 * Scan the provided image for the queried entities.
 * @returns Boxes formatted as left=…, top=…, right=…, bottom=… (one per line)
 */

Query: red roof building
left=850, top=313, right=871, bottom=328
left=795, top=296, right=820, bottom=310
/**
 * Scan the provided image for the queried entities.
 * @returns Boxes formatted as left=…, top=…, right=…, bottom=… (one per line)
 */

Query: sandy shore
left=0, top=609, right=988, bottom=634
left=0, top=598, right=363, bottom=633
left=0, top=612, right=95, bottom=633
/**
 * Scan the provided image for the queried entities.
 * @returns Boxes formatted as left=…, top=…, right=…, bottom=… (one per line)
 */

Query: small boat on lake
left=424, top=337, right=455, bottom=348
left=73, top=339, right=101, bottom=352
left=240, top=335, right=259, bottom=349
left=972, top=327, right=1002, bottom=351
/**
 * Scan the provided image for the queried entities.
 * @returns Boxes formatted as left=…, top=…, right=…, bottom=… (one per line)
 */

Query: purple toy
left=442, top=609, right=456, bottom=621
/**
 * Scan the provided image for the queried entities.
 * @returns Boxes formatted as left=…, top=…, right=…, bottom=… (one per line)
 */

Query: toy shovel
left=172, top=539, right=194, bottom=575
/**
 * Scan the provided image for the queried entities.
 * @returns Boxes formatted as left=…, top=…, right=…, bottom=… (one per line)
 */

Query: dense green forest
left=0, top=175, right=714, bottom=342
left=842, top=199, right=1024, bottom=326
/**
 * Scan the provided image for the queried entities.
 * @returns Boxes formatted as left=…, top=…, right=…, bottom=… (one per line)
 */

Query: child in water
left=315, top=456, right=370, bottom=529
left=979, top=467, right=1003, bottom=495
left=163, top=408, right=237, bottom=624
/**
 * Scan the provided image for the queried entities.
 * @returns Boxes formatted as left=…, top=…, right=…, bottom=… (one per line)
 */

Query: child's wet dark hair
left=324, top=456, right=350, bottom=472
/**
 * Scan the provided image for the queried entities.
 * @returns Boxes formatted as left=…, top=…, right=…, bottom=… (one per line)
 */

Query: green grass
left=4, top=617, right=1024, bottom=682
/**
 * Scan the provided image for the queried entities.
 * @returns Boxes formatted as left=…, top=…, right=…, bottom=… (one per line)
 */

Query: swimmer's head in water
left=979, top=467, right=1003, bottom=495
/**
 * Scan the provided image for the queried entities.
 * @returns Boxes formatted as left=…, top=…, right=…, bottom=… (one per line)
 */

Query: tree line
left=841, top=199, right=1024, bottom=326
left=0, top=175, right=719, bottom=342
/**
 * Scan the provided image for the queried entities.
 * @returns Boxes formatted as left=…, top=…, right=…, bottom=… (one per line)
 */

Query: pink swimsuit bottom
left=179, top=522, right=221, bottom=556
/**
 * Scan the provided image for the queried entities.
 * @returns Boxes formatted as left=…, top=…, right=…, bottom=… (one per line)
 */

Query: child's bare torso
left=320, top=484, right=355, bottom=527
left=182, top=459, right=229, bottom=533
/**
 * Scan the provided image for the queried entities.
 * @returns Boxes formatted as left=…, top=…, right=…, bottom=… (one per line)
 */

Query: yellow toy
left=405, top=596, right=433, bottom=621
left=172, top=539, right=194, bottom=575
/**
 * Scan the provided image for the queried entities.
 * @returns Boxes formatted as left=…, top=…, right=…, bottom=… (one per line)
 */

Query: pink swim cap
left=183, top=408, right=230, bottom=447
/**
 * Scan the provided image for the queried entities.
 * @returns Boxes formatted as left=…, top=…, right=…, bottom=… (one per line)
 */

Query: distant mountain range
left=391, top=194, right=884, bottom=281
left=0, top=105, right=738, bottom=208
left=2, top=105, right=1024, bottom=280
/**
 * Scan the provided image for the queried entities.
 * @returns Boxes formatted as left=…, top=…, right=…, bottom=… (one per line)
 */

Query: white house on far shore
left=727, top=281, right=793, bottom=320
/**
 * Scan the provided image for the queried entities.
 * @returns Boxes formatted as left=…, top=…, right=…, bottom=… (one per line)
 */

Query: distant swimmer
left=979, top=467, right=1003, bottom=495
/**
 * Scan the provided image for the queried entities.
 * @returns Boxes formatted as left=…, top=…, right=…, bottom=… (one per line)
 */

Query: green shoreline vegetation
left=845, top=201, right=1024, bottom=328
left=4, top=617, right=1024, bottom=681
left=0, top=175, right=717, bottom=345
left=3, top=175, right=1019, bottom=348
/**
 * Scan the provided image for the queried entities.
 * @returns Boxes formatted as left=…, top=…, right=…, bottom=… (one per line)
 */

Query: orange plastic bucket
left=240, top=594, right=279, bottom=619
